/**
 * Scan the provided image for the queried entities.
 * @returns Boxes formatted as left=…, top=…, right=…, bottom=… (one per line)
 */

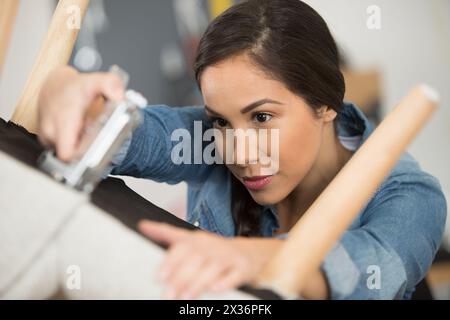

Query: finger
left=54, top=103, right=85, bottom=162
left=209, top=269, right=246, bottom=293
left=179, top=261, right=229, bottom=300
left=82, top=72, right=125, bottom=102
left=138, top=221, right=189, bottom=246
left=158, top=241, right=193, bottom=278
left=164, top=254, right=206, bottom=299
left=37, top=120, right=55, bottom=148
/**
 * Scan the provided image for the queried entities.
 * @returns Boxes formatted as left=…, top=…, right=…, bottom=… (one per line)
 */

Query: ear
left=317, top=106, right=337, bottom=123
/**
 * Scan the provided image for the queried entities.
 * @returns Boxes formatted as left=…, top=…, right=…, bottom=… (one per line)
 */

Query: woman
left=38, top=0, right=446, bottom=299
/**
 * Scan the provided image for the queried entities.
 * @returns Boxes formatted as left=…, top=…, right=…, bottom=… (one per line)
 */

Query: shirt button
left=193, top=221, right=200, bottom=227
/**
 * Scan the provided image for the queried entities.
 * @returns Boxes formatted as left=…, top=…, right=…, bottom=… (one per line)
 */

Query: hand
left=138, top=221, right=282, bottom=299
left=37, top=66, right=125, bottom=162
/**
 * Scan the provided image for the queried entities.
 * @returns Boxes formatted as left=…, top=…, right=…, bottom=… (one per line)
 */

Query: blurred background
left=0, top=0, right=449, bottom=299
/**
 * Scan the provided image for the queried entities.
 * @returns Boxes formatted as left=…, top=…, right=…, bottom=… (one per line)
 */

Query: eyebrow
left=205, top=98, right=283, bottom=116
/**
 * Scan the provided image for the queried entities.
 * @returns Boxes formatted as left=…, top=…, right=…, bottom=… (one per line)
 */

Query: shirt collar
left=336, top=101, right=374, bottom=142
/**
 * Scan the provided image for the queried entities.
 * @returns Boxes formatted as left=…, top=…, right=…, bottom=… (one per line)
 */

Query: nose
left=232, top=129, right=259, bottom=167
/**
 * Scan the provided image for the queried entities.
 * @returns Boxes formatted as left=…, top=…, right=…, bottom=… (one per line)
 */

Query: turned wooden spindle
left=254, top=85, right=440, bottom=299
left=0, top=0, right=20, bottom=74
left=11, top=0, right=90, bottom=133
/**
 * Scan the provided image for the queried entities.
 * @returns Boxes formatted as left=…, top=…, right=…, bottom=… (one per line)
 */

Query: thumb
left=138, top=221, right=188, bottom=246
left=83, top=72, right=125, bottom=102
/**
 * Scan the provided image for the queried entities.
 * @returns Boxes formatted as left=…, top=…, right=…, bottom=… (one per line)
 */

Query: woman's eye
left=212, top=118, right=229, bottom=128
left=253, top=113, right=272, bottom=123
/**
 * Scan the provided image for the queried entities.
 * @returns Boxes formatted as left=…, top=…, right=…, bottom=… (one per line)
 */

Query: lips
left=242, top=175, right=273, bottom=191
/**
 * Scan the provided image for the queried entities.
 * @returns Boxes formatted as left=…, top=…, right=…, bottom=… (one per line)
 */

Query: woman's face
left=200, top=54, right=333, bottom=205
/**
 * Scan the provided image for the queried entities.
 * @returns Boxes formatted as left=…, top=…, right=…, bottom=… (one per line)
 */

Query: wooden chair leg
left=255, top=85, right=440, bottom=298
left=0, top=0, right=20, bottom=74
left=11, top=0, right=90, bottom=133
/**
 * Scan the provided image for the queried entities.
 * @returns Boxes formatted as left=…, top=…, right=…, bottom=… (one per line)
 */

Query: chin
left=248, top=188, right=285, bottom=206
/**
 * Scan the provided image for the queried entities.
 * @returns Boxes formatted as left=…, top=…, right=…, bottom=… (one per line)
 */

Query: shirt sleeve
left=110, top=105, right=215, bottom=185
left=320, top=175, right=447, bottom=299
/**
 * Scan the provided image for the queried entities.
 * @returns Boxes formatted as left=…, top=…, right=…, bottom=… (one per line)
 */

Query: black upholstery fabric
left=0, top=118, right=282, bottom=300
left=0, top=119, right=195, bottom=234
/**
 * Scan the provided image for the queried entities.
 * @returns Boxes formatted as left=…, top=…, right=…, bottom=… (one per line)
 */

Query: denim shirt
left=111, top=102, right=447, bottom=300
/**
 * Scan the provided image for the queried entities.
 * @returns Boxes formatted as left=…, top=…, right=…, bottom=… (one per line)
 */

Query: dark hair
left=194, top=0, right=345, bottom=236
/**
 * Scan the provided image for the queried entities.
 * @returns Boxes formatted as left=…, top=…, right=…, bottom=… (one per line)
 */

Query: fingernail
left=138, top=221, right=149, bottom=232
left=139, top=222, right=155, bottom=235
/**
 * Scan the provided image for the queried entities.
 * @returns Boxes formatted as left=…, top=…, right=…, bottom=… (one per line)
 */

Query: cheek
left=212, top=129, right=233, bottom=164
left=278, top=115, right=322, bottom=177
